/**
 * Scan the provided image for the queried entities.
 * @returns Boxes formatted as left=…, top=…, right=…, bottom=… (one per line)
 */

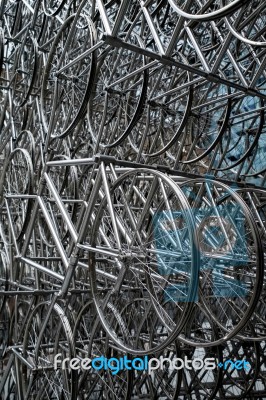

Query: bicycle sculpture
left=1, top=0, right=266, bottom=398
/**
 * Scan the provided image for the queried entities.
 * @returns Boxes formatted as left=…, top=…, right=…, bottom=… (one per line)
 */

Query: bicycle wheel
left=10, top=35, right=38, bottom=108
left=225, top=1, right=266, bottom=47
left=179, top=178, right=264, bottom=345
left=41, top=12, right=97, bottom=139
left=217, top=334, right=260, bottom=399
left=228, top=188, right=266, bottom=341
left=240, top=127, right=266, bottom=178
left=127, top=298, right=182, bottom=399
left=178, top=305, right=223, bottom=399
left=8, top=297, right=36, bottom=348
left=88, top=168, right=199, bottom=354
left=2, top=0, right=23, bottom=38
left=0, top=251, right=8, bottom=313
left=129, top=65, right=193, bottom=158
left=73, top=301, right=133, bottom=399
left=0, top=148, right=33, bottom=242
left=181, top=81, right=230, bottom=165
left=14, top=130, right=36, bottom=162
left=87, top=33, right=148, bottom=149
left=21, top=301, right=77, bottom=400
left=168, top=0, right=247, bottom=22
left=213, top=95, right=264, bottom=172
left=0, top=302, right=10, bottom=361
left=0, top=253, right=10, bottom=360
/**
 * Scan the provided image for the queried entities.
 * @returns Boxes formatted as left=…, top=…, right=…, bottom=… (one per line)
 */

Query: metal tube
left=44, top=172, right=78, bottom=243
left=38, top=197, right=69, bottom=269
left=20, top=257, right=64, bottom=281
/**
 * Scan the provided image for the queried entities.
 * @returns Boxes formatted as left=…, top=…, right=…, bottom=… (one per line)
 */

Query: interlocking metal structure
left=1, top=0, right=266, bottom=398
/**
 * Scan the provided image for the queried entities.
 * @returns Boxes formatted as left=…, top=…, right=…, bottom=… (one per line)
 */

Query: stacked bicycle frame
left=1, top=0, right=266, bottom=399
